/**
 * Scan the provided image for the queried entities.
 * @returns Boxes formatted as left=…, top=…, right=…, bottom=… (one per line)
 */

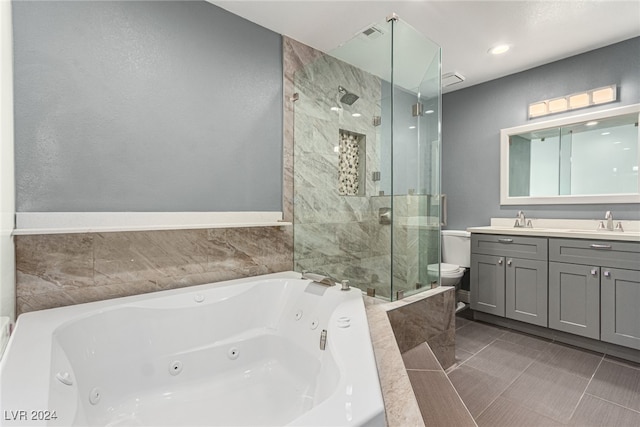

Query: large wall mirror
left=500, top=104, right=640, bottom=205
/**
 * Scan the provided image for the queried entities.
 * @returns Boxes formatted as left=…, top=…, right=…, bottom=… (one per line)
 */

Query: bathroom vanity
left=467, top=218, right=640, bottom=360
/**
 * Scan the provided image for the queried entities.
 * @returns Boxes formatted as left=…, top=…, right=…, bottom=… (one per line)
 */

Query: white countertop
left=467, top=218, right=640, bottom=242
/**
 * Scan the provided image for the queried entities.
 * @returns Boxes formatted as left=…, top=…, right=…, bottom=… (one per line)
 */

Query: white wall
left=0, top=0, right=16, bottom=351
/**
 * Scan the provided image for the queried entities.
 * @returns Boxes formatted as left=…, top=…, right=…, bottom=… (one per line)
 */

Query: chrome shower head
left=338, top=86, right=359, bottom=105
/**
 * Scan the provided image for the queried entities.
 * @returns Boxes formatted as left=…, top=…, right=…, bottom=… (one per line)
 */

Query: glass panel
left=293, top=19, right=393, bottom=299
left=390, top=19, right=442, bottom=299
left=293, top=17, right=441, bottom=301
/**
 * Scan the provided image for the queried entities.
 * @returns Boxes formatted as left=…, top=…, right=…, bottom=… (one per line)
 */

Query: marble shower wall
left=288, top=37, right=394, bottom=298
left=15, top=226, right=292, bottom=315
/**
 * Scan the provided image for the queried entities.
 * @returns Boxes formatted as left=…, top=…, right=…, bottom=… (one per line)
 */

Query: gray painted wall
left=442, top=37, right=640, bottom=230
left=13, top=1, right=283, bottom=212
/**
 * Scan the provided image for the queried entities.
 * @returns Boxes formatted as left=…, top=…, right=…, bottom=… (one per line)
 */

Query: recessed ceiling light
left=488, top=44, right=510, bottom=55
left=409, top=126, right=416, bottom=129
left=330, top=107, right=340, bottom=112
left=351, top=113, right=362, bottom=117
left=425, top=110, right=435, bottom=114
left=601, top=132, right=611, bottom=136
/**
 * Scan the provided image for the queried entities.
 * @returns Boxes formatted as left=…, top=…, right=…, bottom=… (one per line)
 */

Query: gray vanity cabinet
left=601, top=268, right=640, bottom=350
left=470, top=253, right=505, bottom=316
left=471, top=234, right=548, bottom=326
left=549, top=239, right=640, bottom=348
left=548, top=262, right=600, bottom=339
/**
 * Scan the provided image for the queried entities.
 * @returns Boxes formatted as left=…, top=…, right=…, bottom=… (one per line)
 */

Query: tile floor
left=447, top=314, right=640, bottom=427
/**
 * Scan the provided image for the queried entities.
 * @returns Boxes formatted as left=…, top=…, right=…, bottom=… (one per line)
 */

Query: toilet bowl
left=427, top=263, right=465, bottom=287
left=427, top=230, right=471, bottom=289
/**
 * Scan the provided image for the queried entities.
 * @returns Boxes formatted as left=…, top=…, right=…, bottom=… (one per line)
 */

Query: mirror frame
left=500, top=103, right=640, bottom=205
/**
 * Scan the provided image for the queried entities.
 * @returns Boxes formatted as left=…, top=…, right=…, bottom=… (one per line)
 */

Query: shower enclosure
left=293, top=16, right=442, bottom=300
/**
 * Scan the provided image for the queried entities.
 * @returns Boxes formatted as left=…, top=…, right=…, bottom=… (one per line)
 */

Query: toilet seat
left=428, top=263, right=464, bottom=276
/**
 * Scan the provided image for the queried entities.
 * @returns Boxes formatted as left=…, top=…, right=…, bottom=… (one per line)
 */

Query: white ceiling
left=209, top=0, right=640, bottom=93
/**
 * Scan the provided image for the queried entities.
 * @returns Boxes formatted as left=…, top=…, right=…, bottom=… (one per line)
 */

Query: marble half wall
left=387, top=287, right=456, bottom=370
left=15, top=226, right=292, bottom=315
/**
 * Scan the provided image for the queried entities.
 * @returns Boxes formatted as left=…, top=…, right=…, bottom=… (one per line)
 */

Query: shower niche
left=338, top=130, right=366, bottom=196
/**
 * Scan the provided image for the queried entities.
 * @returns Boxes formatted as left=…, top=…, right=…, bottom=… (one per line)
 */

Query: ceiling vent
left=359, top=25, right=385, bottom=40
left=442, top=72, right=465, bottom=87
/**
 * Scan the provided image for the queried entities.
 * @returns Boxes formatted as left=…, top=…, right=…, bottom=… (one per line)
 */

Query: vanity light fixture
left=528, top=84, right=617, bottom=119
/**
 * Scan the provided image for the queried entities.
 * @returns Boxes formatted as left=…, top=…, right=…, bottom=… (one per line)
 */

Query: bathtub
left=0, top=272, right=385, bottom=426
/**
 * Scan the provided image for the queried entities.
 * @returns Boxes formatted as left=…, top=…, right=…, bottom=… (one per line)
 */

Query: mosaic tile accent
left=338, top=131, right=363, bottom=196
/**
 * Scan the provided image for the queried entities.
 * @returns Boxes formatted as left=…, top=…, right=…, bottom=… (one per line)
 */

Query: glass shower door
left=292, top=16, right=441, bottom=301
left=389, top=18, right=442, bottom=299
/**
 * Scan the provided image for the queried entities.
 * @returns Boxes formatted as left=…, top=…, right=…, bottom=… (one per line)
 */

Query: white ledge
left=14, top=212, right=290, bottom=235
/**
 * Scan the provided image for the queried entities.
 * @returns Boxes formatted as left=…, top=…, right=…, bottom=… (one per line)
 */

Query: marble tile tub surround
left=15, top=226, right=293, bottom=315
left=386, top=286, right=457, bottom=369
left=365, top=287, right=473, bottom=426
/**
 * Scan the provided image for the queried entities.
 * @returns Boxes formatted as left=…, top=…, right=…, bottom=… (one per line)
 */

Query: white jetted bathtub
left=0, top=272, right=385, bottom=426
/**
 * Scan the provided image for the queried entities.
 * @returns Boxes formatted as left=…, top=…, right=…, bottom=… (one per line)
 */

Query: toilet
left=428, top=229, right=471, bottom=289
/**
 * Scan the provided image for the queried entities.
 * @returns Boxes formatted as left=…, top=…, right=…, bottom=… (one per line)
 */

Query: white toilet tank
left=441, top=230, right=471, bottom=268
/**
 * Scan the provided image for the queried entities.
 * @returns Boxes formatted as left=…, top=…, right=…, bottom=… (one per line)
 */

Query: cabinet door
left=471, top=254, right=505, bottom=317
left=506, top=258, right=548, bottom=327
left=601, top=268, right=640, bottom=350
left=549, top=262, right=600, bottom=340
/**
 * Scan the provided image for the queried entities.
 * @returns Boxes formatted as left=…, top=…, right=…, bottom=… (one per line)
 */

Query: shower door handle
left=440, top=194, right=447, bottom=226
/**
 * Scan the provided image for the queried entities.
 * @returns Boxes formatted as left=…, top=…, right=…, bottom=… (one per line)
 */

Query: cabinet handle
left=498, top=258, right=504, bottom=265
left=591, top=268, right=599, bottom=276
left=589, top=244, right=612, bottom=250
left=498, top=238, right=513, bottom=243
left=603, top=270, right=611, bottom=278
left=507, top=259, right=512, bottom=266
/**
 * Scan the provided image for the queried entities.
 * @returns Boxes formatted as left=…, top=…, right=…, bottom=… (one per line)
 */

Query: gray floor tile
left=476, top=396, right=564, bottom=427
left=502, top=362, right=589, bottom=423
left=455, top=315, right=472, bottom=330
left=464, top=339, right=539, bottom=382
left=407, top=370, right=476, bottom=427
left=448, top=364, right=511, bottom=417
left=402, top=342, right=441, bottom=370
left=449, top=318, right=640, bottom=427
left=569, top=394, right=640, bottom=427
left=587, top=360, right=640, bottom=412
left=604, top=354, right=640, bottom=370
left=455, top=321, right=506, bottom=354
left=500, top=329, right=552, bottom=353
left=455, top=346, right=474, bottom=366
left=536, top=341, right=603, bottom=379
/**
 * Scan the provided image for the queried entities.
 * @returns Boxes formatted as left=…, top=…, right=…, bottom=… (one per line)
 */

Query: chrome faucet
left=605, top=211, right=614, bottom=231
left=514, top=210, right=530, bottom=228
left=301, top=271, right=338, bottom=287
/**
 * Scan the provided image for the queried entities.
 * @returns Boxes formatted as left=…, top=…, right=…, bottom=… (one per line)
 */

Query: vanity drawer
left=471, top=234, right=547, bottom=260
left=550, top=239, right=640, bottom=270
